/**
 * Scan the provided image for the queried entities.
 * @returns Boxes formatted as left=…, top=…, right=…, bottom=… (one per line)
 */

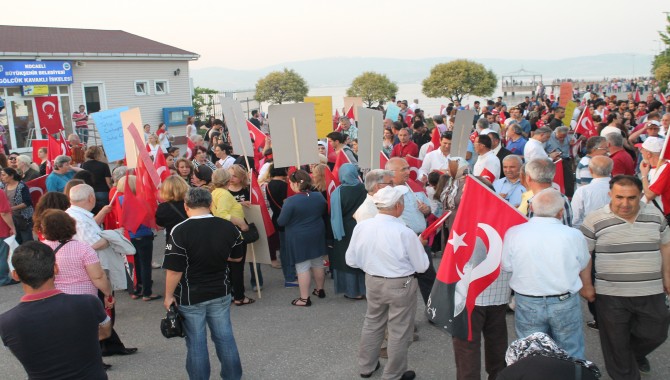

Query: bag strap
left=266, top=184, right=282, bottom=210
left=167, top=202, right=187, bottom=219
left=53, top=240, right=71, bottom=255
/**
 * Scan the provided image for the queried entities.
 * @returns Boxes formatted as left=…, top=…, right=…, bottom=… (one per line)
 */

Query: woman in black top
left=155, top=176, right=189, bottom=245
left=265, top=165, right=297, bottom=285
left=80, top=146, right=112, bottom=212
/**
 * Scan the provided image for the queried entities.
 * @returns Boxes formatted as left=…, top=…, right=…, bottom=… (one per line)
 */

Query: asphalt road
left=1, top=243, right=669, bottom=380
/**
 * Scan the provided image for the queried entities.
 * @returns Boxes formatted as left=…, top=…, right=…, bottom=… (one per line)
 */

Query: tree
left=254, top=68, right=309, bottom=104
left=192, top=86, right=218, bottom=118
left=346, top=72, right=398, bottom=107
left=422, top=59, right=497, bottom=103
left=652, top=14, right=670, bottom=91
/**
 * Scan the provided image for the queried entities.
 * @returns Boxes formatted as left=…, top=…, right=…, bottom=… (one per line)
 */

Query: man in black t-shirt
left=0, top=241, right=111, bottom=380
left=163, top=187, right=243, bottom=380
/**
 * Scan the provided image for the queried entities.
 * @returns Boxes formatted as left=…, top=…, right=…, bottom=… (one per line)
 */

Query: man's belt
left=369, top=274, right=417, bottom=280
left=516, top=292, right=571, bottom=301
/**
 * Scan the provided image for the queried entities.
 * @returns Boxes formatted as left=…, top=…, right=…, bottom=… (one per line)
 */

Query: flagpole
left=370, top=115, right=375, bottom=169
left=291, top=117, right=301, bottom=168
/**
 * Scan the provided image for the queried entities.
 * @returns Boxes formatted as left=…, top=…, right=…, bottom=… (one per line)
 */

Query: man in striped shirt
left=580, top=175, right=670, bottom=378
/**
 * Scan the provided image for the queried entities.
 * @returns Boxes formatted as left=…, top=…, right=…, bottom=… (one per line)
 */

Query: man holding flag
left=639, top=137, right=670, bottom=218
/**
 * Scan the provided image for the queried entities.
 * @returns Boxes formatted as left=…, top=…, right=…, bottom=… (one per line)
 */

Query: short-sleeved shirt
left=72, top=111, right=88, bottom=128
left=391, top=142, right=419, bottom=158
left=0, top=190, right=11, bottom=237
left=162, top=215, right=243, bottom=306
left=81, top=160, right=112, bottom=193
left=0, top=290, right=108, bottom=380
left=44, top=240, right=100, bottom=296
left=649, top=162, right=670, bottom=215
left=506, top=137, right=527, bottom=155
left=609, top=149, right=635, bottom=177
left=46, top=170, right=76, bottom=193
left=580, top=204, right=670, bottom=297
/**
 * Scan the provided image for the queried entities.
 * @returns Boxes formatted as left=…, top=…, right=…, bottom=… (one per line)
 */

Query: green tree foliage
left=422, top=59, right=497, bottom=103
left=653, top=14, right=670, bottom=91
left=254, top=68, right=309, bottom=104
left=192, top=86, right=218, bottom=118
left=346, top=72, right=399, bottom=107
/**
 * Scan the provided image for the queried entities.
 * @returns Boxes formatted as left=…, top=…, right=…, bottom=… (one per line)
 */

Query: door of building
left=6, top=97, right=44, bottom=152
left=82, top=83, right=106, bottom=113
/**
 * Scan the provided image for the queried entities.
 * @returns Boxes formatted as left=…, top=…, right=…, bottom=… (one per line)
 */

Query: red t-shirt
left=610, top=150, right=635, bottom=177
left=391, top=141, right=419, bottom=158
left=649, top=162, right=670, bottom=215
left=0, top=191, right=11, bottom=237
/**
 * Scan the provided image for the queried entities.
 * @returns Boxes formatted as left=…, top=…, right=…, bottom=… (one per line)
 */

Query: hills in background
left=191, top=54, right=654, bottom=91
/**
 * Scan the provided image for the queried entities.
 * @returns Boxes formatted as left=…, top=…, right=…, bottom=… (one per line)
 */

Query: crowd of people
left=0, top=85, right=668, bottom=380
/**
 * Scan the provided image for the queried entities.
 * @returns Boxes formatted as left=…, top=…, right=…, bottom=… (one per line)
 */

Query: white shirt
left=599, top=126, right=620, bottom=137
left=418, top=142, right=432, bottom=160
left=66, top=205, right=103, bottom=247
left=570, top=177, right=611, bottom=228
left=473, top=150, right=500, bottom=182
left=353, top=195, right=377, bottom=223
left=217, top=156, right=236, bottom=170
left=346, top=213, right=429, bottom=277
left=502, top=217, right=590, bottom=296
left=418, top=149, right=450, bottom=180
left=523, top=138, right=548, bottom=162
left=493, top=177, right=526, bottom=207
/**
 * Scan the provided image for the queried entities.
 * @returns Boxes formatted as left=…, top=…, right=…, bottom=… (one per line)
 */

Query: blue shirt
left=401, top=191, right=430, bottom=234
left=46, top=170, right=76, bottom=193
left=545, top=133, right=572, bottom=159
left=506, top=137, right=527, bottom=155
left=493, top=177, right=526, bottom=207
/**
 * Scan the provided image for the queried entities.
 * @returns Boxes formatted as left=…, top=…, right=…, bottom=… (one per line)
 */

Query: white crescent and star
left=448, top=231, right=467, bottom=253
left=41, top=101, right=56, bottom=119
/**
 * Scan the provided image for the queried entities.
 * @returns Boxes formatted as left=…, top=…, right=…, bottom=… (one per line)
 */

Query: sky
left=2, top=0, right=669, bottom=70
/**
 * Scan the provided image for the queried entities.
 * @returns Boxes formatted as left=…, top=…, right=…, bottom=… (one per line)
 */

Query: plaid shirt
left=44, top=240, right=99, bottom=296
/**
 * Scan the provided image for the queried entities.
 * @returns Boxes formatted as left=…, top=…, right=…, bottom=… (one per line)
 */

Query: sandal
left=142, top=295, right=162, bottom=302
left=291, top=297, right=312, bottom=307
left=312, top=289, right=326, bottom=299
left=234, top=297, right=255, bottom=306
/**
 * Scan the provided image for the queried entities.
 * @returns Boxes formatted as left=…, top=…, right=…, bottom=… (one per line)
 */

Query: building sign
left=22, top=85, right=50, bottom=96
left=0, top=61, right=73, bottom=87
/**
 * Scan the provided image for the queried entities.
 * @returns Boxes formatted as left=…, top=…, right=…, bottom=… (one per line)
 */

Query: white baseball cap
left=373, top=185, right=409, bottom=208
left=636, top=136, right=664, bottom=153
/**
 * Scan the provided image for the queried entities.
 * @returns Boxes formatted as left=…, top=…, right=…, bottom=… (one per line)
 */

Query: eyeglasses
left=8, top=157, right=16, bottom=161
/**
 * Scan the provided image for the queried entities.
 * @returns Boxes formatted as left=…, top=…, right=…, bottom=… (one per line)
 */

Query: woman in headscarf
left=329, top=163, right=367, bottom=300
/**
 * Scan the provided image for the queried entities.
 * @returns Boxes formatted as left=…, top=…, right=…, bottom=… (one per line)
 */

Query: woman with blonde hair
left=156, top=175, right=189, bottom=245
left=146, top=133, right=161, bottom=158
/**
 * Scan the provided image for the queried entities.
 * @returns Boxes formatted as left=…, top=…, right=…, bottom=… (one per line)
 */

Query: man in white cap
left=638, top=136, right=670, bottom=218
left=346, top=185, right=429, bottom=380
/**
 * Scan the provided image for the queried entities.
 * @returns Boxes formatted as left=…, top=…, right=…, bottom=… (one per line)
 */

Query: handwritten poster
left=90, top=106, right=129, bottom=162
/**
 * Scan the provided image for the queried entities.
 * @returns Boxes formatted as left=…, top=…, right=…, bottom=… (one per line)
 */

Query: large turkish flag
left=34, top=96, right=64, bottom=134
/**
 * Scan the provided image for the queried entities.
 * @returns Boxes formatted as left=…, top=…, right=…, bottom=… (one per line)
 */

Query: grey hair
left=605, top=132, right=623, bottom=147
left=69, top=184, right=94, bottom=203
left=503, top=155, right=523, bottom=166
left=585, top=136, right=606, bottom=154
left=16, top=155, right=31, bottom=166
left=111, top=166, right=128, bottom=184
left=364, top=169, right=393, bottom=192
left=525, top=158, right=555, bottom=184
left=185, top=187, right=212, bottom=209
left=432, top=115, right=444, bottom=123
left=54, top=155, right=71, bottom=169
left=508, top=123, right=523, bottom=135
left=589, top=156, right=613, bottom=177
left=555, top=126, right=569, bottom=134
left=531, top=188, right=564, bottom=217
left=476, top=118, right=489, bottom=130
left=190, top=134, right=204, bottom=144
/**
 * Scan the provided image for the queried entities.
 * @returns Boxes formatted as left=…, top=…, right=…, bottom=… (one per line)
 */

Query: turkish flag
left=479, top=168, right=496, bottom=183
left=380, top=151, right=389, bottom=170
left=32, top=140, right=47, bottom=164
left=427, top=176, right=527, bottom=340
left=660, top=134, right=670, bottom=161
left=250, top=172, right=276, bottom=236
left=575, top=107, right=596, bottom=138
left=153, top=150, right=171, bottom=183
left=553, top=159, right=565, bottom=194
left=405, top=155, right=422, bottom=181
left=246, top=120, right=266, bottom=163
left=58, top=133, right=72, bottom=157
left=186, top=137, right=195, bottom=160
left=327, top=139, right=337, bottom=163
left=134, top=159, right=158, bottom=229
left=331, top=150, right=351, bottom=186
left=427, top=127, right=440, bottom=154
left=405, top=178, right=425, bottom=193
left=346, top=105, right=355, bottom=120
left=34, top=96, right=64, bottom=134
left=25, top=175, right=47, bottom=206
left=120, top=173, right=149, bottom=234
left=333, top=109, right=340, bottom=131
left=104, top=188, right=123, bottom=231
left=324, top=166, right=338, bottom=212
left=45, top=135, right=61, bottom=174
left=405, top=109, right=415, bottom=126
left=420, top=210, right=452, bottom=240
left=634, top=88, right=641, bottom=103
left=498, top=111, right=507, bottom=124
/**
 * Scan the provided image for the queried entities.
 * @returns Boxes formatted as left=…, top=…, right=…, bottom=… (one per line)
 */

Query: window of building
left=154, top=80, right=169, bottom=95
left=135, top=80, right=149, bottom=96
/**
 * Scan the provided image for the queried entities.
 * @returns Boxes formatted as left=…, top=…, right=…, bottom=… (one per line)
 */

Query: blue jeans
left=278, top=231, right=296, bottom=282
left=76, top=127, right=89, bottom=145
left=0, top=240, right=11, bottom=285
left=131, top=236, right=154, bottom=297
left=514, top=293, right=585, bottom=359
left=179, top=295, right=242, bottom=380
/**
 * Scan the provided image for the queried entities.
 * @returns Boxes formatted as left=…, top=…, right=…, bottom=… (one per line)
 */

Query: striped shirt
left=580, top=204, right=670, bottom=297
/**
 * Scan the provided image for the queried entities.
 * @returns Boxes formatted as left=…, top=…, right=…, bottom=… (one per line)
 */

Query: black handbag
left=240, top=222, right=259, bottom=243
left=160, top=304, right=186, bottom=338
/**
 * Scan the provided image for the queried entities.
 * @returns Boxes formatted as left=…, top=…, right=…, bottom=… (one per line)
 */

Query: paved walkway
left=1, top=243, right=669, bottom=379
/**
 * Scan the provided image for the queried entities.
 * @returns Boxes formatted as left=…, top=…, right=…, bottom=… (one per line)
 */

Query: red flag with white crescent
left=575, top=107, right=596, bottom=138
left=405, top=178, right=425, bottom=193
left=404, top=109, right=415, bottom=126
left=153, top=151, right=171, bottom=183
left=58, top=133, right=72, bottom=157
left=333, top=109, right=340, bottom=131
left=427, top=127, right=440, bottom=154
left=246, top=120, right=266, bottom=163
left=26, top=175, right=47, bottom=206
left=331, top=150, right=350, bottom=186
left=45, top=135, right=61, bottom=174
left=405, top=155, right=422, bottom=181
left=250, top=172, right=276, bottom=236
left=380, top=151, right=389, bottom=169
left=327, top=139, right=337, bottom=162
left=479, top=168, right=496, bottom=183
left=552, top=159, right=565, bottom=194
left=427, top=176, right=527, bottom=340
left=324, top=166, right=338, bottom=212
left=34, top=96, right=64, bottom=134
